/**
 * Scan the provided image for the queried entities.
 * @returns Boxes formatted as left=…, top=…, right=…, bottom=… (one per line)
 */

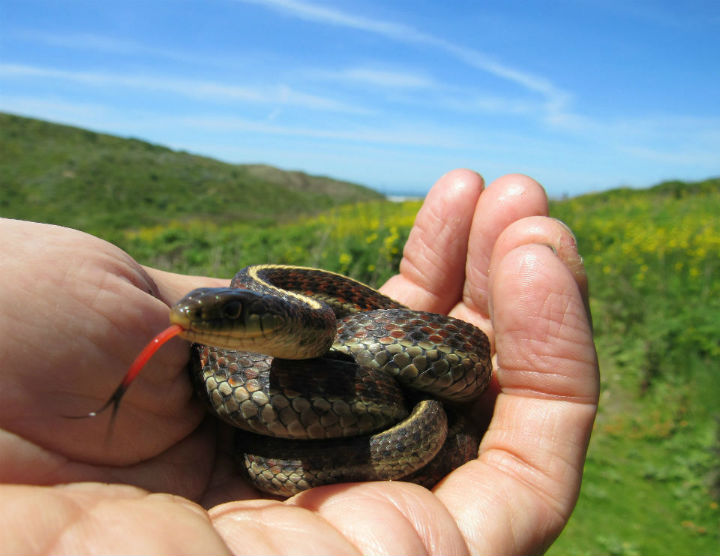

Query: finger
left=435, top=244, right=598, bottom=554
left=490, top=244, right=597, bottom=401
left=0, top=483, right=230, bottom=554
left=451, top=174, right=549, bottom=331
left=381, top=169, right=484, bottom=313
left=290, top=482, right=468, bottom=555
left=0, top=417, right=216, bottom=499
left=488, top=216, right=589, bottom=315
left=210, top=499, right=361, bottom=554
left=210, top=482, right=468, bottom=555
left=143, top=267, right=230, bottom=306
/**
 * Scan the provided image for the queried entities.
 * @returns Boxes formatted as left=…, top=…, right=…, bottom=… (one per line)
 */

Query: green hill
left=0, top=112, right=383, bottom=233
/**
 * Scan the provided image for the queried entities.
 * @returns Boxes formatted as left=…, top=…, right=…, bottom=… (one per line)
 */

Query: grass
left=0, top=112, right=383, bottom=234
left=112, top=199, right=420, bottom=283
left=2, top=115, right=718, bottom=554
left=547, top=178, right=720, bottom=555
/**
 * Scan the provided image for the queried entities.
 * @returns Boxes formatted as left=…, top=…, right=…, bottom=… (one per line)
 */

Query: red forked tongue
left=74, top=324, right=184, bottom=427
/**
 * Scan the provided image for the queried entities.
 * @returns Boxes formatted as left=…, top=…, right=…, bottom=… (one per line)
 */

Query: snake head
left=170, top=287, right=287, bottom=350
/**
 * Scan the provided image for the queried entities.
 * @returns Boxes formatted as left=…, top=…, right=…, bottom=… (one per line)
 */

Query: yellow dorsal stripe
left=247, top=264, right=325, bottom=311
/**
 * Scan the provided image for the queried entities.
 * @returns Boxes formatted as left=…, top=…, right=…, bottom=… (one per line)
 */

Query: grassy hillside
left=0, top=112, right=383, bottom=234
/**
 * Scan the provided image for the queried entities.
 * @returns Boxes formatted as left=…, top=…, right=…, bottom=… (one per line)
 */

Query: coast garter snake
left=89, top=264, right=493, bottom=497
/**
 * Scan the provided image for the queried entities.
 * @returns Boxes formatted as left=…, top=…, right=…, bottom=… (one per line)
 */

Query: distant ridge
left=0, top=112, right=383, bottom=233
left=569, top=176, right=720, bottom=203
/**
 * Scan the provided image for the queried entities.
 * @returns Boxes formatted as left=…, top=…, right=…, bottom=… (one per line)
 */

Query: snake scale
left=167, top=265, right=492, bottom=496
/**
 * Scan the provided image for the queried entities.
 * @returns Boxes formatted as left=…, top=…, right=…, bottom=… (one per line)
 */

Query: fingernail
left=540, top=242, right=558, bottom=255
left=553, top=218, right=579, bottom=249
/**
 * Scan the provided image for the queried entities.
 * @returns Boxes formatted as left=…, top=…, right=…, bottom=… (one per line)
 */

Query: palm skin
left=0, top=170, right=598, bottom=554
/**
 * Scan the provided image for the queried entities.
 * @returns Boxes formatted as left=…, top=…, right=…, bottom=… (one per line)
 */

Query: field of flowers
left=114, top=198, right=422, bottom=285
left=114, top=178, right=719, bottom=555
left=548, top=181, right=719, bottom=555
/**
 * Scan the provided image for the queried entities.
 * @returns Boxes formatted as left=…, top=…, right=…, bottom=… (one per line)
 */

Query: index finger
left=380, top=169, right=484, bottom=313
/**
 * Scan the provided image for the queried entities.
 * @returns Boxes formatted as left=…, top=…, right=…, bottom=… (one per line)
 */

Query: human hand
left=0, top=170, right=598, bottom=554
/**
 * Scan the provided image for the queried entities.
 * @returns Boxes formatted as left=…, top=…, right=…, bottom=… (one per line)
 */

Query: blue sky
left=2, top=0, right=719, bottom=196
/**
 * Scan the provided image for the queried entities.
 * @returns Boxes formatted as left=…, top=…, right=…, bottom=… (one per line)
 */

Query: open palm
left=0, top=170, right=598, bottom=554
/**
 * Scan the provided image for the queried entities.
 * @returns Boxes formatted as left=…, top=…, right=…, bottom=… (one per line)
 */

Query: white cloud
left=439, top=93, right=538, bottom=116
left=0, top=63, right=370, bottom=114
left=237, top=0, right=572, bottom=111
left=619, top=145, right=719, bottom=166
left=239, top=0, right=432, bottom=41
left=13, top=30, right=167, bottom=56
left=0, top=93, right=470, bottom=150
left=326, top=67, right=436, bottom=89
left=177, top=115, right=469, bottom=149
left=10, top=29, right=248, bottom=70
left=0, top=95, right=111, bottom=121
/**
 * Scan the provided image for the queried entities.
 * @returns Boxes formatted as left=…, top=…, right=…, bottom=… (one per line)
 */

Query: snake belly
left=173, top=264, right=492, bottom=496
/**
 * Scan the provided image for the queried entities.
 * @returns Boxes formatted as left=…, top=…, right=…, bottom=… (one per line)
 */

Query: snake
left=166, top=264, right=492, bottom=496
left=87, top=264, right=492, bottom=497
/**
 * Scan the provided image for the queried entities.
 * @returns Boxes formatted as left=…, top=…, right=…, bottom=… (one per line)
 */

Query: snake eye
left=222, top=300, right=243, bottom=320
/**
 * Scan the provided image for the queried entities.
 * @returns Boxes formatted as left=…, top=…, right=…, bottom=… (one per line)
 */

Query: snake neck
left=233, top=265, right=405, bottom=316
left=172, top=264, right=407, bottom=360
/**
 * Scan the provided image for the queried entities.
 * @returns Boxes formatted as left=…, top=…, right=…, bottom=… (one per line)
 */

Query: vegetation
left=548, top=178, right=720, bottom=555
left=0, top=112, right=383, bottom=234
left=1, top=115, right=718, bottom=554
left=113, top=200, right=417, bottom=282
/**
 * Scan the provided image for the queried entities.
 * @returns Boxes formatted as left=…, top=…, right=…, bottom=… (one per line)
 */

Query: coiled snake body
left=170, top=264, right=492, bottom=496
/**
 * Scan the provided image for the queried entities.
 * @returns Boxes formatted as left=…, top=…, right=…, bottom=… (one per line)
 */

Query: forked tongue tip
left=68, top=323, right=185, bottom=421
